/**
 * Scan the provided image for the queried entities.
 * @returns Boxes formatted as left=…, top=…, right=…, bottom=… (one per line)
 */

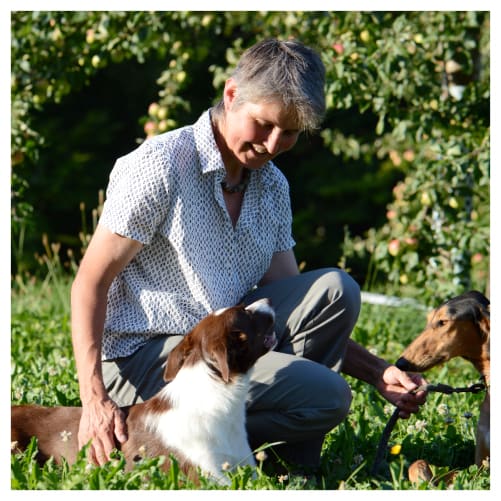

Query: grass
left=11, top=275, right=490, bottom=490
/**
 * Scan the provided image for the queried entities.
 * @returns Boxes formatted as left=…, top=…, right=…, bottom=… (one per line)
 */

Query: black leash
left=370, top=381, right=486, bottom=477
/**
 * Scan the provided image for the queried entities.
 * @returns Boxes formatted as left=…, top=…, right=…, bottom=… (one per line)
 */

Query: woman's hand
left=78, top=397, right=128, bottom=465
left=375, top=365, right=427, bottom=418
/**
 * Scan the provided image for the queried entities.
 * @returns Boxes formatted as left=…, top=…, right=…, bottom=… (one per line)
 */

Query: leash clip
left=467, top=382, right=486, bottom=394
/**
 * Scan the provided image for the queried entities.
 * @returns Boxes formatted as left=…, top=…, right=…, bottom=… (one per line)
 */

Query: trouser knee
left=319, top=372, right=353, bottom=432
left=247, top=361, right=352, bottom=444
left=322, top=268, right=361, bottom=330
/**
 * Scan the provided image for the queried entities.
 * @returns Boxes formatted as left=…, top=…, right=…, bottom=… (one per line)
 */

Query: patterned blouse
left=99, top=109, right=295, bottom=360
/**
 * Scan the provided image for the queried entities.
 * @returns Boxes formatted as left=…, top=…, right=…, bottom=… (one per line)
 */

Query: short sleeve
left=99, top=140, right=171, bottom=244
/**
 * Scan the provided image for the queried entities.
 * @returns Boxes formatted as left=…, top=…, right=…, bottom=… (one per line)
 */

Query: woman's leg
left=246, top=350, right=352, bottom=467
left=242, top=267, right=361, bottom=370
left=102, top=334, right=184, bottom=407
left=242, top=268, right=361, bottom=467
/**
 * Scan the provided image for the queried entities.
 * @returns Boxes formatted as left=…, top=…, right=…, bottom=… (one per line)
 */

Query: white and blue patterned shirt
left=99, top=109, right=295, bottom=359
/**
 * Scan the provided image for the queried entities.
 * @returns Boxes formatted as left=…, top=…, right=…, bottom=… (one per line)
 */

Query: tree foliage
left=11, top=11, right=490, bottom=301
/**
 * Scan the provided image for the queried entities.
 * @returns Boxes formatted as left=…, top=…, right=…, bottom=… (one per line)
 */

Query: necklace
left=221, top=168, right=251, bottom=194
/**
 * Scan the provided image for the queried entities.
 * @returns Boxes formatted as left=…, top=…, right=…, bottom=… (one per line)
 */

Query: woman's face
left=219, top=78, right=301, bottom=172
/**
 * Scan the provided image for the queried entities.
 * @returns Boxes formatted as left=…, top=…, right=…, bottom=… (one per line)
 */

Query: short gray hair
left=215, top=38, right=326, bottom=132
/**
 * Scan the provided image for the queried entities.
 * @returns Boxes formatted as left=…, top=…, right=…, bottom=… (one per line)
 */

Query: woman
left=71, top=38, right=426, bottom=472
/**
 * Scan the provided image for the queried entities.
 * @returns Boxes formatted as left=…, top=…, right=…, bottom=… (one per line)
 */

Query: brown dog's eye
left=435, top=319, right=447, bottom=328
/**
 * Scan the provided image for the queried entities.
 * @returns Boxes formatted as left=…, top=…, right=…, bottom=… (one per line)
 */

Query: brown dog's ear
left=163, top=336, right=192, bottom=382
left=197, top=315, right=232, bottom=383
left=477, top=310, right=490, bottom=343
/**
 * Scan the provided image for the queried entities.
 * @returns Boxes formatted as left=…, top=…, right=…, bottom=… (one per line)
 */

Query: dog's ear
left=477, top=309, right=490, bottom=343
left=211, top=342, right=230, bottom=383
left=198, top=316, right=231, bottom=383
left=163, top=336, right=193, bottom=382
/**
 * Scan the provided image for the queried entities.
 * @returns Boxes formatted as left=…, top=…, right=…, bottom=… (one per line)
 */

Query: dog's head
left=396, top=290, right=490, bottom=375
left=164, top=298, right=276, bottom=383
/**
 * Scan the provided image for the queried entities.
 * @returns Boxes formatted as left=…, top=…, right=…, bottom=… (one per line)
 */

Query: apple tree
left=11, top=12, right=489, bottom=301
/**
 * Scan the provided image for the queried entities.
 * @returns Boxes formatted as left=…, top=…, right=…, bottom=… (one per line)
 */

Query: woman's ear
left=223, top=77, right=238, bottom=110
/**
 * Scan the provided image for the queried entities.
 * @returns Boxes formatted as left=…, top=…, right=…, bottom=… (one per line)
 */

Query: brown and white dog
left=396, top=290, right=490, bottom=467
left=11, top=298, right=277, bottom=485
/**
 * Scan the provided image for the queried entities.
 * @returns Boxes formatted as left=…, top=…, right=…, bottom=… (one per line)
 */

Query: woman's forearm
left=71, top=273, right=110, bottom=404
left=341, top=338, right=391, bottom=386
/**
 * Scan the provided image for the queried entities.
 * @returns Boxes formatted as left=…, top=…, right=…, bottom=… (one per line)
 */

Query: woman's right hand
left=78, top=397, right=128, bottom=465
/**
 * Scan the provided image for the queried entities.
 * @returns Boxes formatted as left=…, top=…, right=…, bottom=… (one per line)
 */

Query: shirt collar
left=193, top=109, right=226, bottom=175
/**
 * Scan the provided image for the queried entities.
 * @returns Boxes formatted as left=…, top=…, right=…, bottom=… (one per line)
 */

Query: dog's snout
left=395, top=357, right=412, bottom=371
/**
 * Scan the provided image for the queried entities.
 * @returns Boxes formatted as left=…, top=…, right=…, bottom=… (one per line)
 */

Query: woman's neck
left=210, top=112, right=243, bottom=184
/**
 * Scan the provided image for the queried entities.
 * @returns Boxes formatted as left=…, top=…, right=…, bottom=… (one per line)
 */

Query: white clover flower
left=60, top=430, right=72, bottom=442
left=383, top=404, right=394, bottom=416
left=437, top=403, right=449, bottom=416
left=221, top=461, right=231, bottom=471
left=60, top=357, right=70, bottom=367
left=278, top=474, right=288, bottom=484
left=11, top=441, right=19, bottom=451
left=414, top=419, right=427, bottom=432
left=255, top=450, right=268, bottom=462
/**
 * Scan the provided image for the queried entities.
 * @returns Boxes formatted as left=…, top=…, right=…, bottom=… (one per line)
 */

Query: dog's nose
left=264, top=331, right=278, bottom=350
left=395, top=357, right=411, bottom=371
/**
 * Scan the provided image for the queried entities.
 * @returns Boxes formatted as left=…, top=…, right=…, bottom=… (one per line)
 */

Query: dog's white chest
left=145, top=362, right=255, bottom=482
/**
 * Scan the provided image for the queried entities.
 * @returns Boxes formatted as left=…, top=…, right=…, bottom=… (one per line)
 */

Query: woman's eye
left=257, top=120, right=273, bottom=129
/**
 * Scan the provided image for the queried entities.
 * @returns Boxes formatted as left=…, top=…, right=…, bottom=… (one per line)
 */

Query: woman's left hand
left=375, top=365, right=427, bottom=418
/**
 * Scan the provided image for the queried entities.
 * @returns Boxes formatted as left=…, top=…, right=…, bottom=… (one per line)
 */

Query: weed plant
left=11, top=271, right=490, bottom=489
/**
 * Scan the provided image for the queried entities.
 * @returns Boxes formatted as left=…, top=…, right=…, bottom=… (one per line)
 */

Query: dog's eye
left=230, top=330, right=248, bottom=342
left=435, top=319, right=447, bottom=328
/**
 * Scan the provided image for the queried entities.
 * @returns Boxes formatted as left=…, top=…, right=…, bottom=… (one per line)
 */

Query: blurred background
left=11, top=11, right=490, bottom=302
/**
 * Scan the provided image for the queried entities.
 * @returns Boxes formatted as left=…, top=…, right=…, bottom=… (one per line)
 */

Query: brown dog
left=11, top=298, right=277, bottom=485
left=396, top=290, right=490, bottom=466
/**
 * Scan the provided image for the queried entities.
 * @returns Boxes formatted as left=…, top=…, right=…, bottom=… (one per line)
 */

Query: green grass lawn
left=11, top=277, right=490, bottom=489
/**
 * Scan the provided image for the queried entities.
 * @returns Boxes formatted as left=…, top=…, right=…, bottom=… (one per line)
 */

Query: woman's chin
left=244, top=152, right=270, bottom=168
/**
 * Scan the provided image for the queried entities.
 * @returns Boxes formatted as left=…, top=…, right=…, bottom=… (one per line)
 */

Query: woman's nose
left=264, top=129, right=282, bottom=155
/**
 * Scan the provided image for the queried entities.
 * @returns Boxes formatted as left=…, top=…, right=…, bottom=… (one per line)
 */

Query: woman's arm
left=342, top=339, right=427, bottom=418
left=258, top=249, right=299, bottom=285
left=71, top=224, right=143, bottom=464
